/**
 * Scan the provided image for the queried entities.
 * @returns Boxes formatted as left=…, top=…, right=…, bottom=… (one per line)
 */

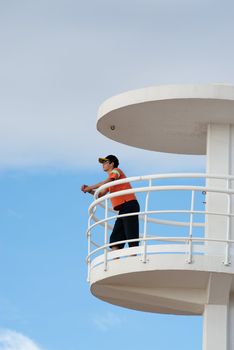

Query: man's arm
left=81, top=177, right=114, bottom=196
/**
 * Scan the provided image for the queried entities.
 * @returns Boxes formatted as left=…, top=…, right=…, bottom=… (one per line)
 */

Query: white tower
left=86, top=84, right=234, bottom=350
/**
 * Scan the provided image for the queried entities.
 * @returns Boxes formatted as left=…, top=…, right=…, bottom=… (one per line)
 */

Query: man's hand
left=81, top=184, right=88, bottom=192
left=81, top=184, right=92, bottom=193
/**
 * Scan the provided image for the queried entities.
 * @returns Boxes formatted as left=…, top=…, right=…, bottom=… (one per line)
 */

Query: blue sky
left=0, top=0, right=234, bottom=349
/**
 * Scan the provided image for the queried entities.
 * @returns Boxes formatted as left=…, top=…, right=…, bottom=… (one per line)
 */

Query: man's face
left=102, top=160, right=114, bottom=172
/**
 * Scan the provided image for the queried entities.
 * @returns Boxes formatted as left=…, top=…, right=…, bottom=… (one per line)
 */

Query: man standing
left=81, top=155, right=140, bottom=251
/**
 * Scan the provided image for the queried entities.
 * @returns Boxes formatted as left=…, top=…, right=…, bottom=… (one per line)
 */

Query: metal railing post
left=104, top=198, right=108, bottom=271
left=224, top=178, right=231, bottom=265
left=187, top=190, right=195, bottom=264
left=87, top=206, right=96, bottom=282
left=142, top=179, right=152, bottom=263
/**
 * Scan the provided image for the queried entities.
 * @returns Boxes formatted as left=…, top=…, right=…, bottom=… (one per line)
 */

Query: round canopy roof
left=97, top=84, right=234, bottom=155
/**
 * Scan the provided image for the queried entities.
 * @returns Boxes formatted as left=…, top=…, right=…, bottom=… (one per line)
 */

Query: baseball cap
left=98, top=155, right=119, bottom=167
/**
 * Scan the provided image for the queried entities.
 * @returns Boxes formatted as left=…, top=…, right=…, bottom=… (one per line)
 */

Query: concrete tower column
left=205, top=123, right=233, bottom=255
left=229, top=295, right=234, bottom=349
left=204, top=123, right=234, bottom=350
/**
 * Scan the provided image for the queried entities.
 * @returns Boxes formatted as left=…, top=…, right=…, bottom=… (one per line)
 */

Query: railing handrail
left=87, top=206, right=234, bottom=238
left=93, top=172, right=234, bottom=200
left=86, top=172, right=234, bottom=281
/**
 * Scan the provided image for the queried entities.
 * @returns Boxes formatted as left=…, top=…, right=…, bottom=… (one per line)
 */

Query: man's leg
left=122, top=201, right=140, bottom=248
left=110, top=216, right=125, bottom=250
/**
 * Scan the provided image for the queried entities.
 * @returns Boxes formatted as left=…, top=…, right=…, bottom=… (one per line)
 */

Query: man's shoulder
left=114, top=168, right=126, bottom=177
left=109, top=168, right=124, bottom=178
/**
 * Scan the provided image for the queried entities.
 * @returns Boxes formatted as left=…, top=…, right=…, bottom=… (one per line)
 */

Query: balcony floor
left=90, top=251, right=234, bottom=315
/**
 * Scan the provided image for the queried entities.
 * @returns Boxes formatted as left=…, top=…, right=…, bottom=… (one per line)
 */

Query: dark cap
left=98, top=155, right=119, bottom=168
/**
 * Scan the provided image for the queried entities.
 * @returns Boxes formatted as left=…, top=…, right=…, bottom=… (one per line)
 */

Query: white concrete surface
left=92, top=84, right=234, bottom=349
left=97, top=84, right=234, bottom=154
left=90, top=252, right=234, bottom=315
left=204, top=124, right=234, bottom=349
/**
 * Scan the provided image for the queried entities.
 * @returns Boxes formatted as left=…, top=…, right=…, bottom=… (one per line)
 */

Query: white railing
left=86, top=173, right=234, bottom=281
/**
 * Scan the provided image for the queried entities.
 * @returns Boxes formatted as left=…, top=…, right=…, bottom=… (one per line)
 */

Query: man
left=81, top=155, right=140, bottom=251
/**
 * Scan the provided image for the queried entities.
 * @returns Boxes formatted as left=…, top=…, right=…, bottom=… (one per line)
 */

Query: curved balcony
left=86, top=173, right=234, bottom=315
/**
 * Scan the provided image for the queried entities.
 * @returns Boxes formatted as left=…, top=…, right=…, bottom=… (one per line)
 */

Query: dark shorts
left=110, top=200, right=140, bottom=249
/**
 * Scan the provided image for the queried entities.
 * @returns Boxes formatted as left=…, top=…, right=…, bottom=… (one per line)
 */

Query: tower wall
left=204, top=123, right=234, bottom=350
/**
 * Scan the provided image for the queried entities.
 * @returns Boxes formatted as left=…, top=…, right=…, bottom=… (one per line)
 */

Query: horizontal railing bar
left=86, top=211, right=143, bottom=234
left=90, top=208, right=234, bottom=233
left=86, top=236, right=234, bottom=263
left=89, top=185, right=234, bottom=214
left=140, top=216, right=204, bottom=228
left=91, top=207, right=212, bottom=231
left=87, top=210, right=202, bottom=234
left=97, top=202, right=233, bottom=219
left=93, top=204, right=206, bottom=225
left=87, top=207, right=234, bottom=235
left=93, top=172, right=234, bottom=199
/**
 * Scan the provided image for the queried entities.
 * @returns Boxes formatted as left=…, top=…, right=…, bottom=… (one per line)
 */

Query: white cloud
left=0, top=110, right=206, bottom=172
left=92, top=312, right=124, bottom=332
left=0, top=329, right=44, bottom=350
left=0, top=0, right=232, bottom=171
